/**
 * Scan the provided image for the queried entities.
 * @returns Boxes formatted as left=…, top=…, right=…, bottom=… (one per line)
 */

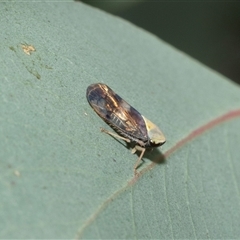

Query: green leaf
left=1, top=1, right=240, bottom=239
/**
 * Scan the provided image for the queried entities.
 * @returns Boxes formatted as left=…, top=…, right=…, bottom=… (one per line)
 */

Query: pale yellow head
left=142, top=116, right=166, bottom=147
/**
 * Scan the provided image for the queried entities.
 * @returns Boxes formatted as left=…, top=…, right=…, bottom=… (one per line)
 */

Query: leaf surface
left=1, top=1, right=240, bottom=238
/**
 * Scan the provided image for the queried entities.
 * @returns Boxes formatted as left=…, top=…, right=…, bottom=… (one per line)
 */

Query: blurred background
left=80, top=1, right=240, bottom=85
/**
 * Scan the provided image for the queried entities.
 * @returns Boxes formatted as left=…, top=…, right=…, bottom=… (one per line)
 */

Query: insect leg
left=131, top=148, right=137, bottom=154
left=133, top=147, right=146, bottom=174
left=100, top=128, right=131, bottom=143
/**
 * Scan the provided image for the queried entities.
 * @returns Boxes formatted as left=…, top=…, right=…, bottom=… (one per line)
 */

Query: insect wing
left=86, top=83, right=148, bottom=142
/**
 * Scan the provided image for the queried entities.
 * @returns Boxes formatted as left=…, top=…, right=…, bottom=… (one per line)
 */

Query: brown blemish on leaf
left=9, top=46, right=16, bottom=52
left=21, top=44, right=36, bottom=55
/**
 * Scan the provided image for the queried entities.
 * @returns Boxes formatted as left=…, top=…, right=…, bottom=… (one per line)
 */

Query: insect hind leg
left=133, top=147, right=146, bottom=175
left=100, top=128, right=131, bottom=143
left=100, top=128, right=146, bottom=175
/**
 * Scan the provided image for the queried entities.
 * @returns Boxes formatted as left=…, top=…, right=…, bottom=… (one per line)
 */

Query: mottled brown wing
left=86, top=83, right=148, bottom=142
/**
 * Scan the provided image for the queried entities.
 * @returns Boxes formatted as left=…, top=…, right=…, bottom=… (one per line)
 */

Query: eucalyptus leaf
left=1, top=1, right=240, bottom=239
